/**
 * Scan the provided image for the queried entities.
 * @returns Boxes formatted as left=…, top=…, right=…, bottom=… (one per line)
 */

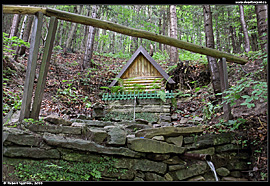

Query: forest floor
left=3, top=50, right=267, bottom=181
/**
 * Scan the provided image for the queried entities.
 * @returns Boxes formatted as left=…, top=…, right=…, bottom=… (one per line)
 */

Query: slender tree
left=255, top=5, right=268, bottom=52
left=83, top=5, right=97, bottom=69
left=14, top=15, right=28, bottom=61
left=239, top=5, right=250, bottom=53
left=9, top=14, right=21, bottom=38
left=203, top=5, right=221, bottom=95
left=169, top=5, right=178, bottom=66
left=65, top=5, right=83, bottom=51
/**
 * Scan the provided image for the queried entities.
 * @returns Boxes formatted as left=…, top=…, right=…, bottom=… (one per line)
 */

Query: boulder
left=135, top=126, right=203, bottom=139
left=107, top=127, right=126, bottom=146
left=171, top=160, right=208, bottom=180
left=166, top=136, right=183, bottom=147
left=145, top=172, right=166, bottom=181
left=127, top=138, right=186, bottom=154
left=187, top=175, right=205, bottom=181
left=216, top=167, right=230, bottom=177
left=88, top=128, right=108, bottom=143
left=92, top=103, right=105, bottom=118
left=44, top=114, right=72, bottom=126
left=152, top=136, right=165, bottom=141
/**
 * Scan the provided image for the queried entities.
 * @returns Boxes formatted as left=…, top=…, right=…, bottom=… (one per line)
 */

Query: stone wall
left=3, top=118, right=251, bottom=181
left=105, top=99, right=171, bottom=115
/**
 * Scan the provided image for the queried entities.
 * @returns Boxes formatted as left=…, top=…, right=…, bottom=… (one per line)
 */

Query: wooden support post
left=219, top=57, right=233, bottom=120
left=31, top=16, right=58, bottom=120
left=19, top=12, right=43, bottom=122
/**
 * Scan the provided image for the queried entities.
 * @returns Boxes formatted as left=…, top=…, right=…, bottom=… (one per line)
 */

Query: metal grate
left=102, top=90, right=174, bottom=101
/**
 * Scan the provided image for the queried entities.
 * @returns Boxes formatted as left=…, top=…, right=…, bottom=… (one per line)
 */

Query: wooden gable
left=109, top=46, right=175, bottom=92
left=121, top=54, right=162, bottom=79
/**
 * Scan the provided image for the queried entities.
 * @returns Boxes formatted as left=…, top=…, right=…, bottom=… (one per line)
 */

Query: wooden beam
left=19, top=12, right=43, bottom=122
left=31, top=16, right=58, bottom=120
left=3, top=5, right=248, bottom=65
left=3, top=5, right=47, bottom=15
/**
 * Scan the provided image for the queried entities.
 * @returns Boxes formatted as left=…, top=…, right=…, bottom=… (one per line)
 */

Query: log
left=31, top=16, right=58, bottom=120
left=19, top=12, right=43, bottom=122
left=3, top=5, right=248, bottom=64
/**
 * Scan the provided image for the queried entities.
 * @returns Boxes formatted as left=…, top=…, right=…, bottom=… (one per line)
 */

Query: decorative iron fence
left=102, top=90, right=175, bottom=101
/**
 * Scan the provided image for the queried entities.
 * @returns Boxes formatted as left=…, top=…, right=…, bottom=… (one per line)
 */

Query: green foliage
left=99, top=51, right=131, bottom=59
left=202, top=101, right=221, bottom=120
left=3, top=79, right=22, bottom=116
left=178, top=50, right=208, bottom=65
left=11, top=157, right=119, bottom=181
left=157, top=90, right=166, bottom=103
left=215, top=118, right=246, bottom=132
left=23, top=118, right=45, bottom=125
left=100, top=85, right=124, bottom=94
left=56, top=79, right=91, bottom=106
left=216, top=75, right=267, bottom=109
left=3, top=32, right=30, bottom=56
left=152, top=50, right=169, bottom=63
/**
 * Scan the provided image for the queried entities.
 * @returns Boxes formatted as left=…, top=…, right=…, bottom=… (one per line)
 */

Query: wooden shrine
left=109, top=46, right=175, bottom=92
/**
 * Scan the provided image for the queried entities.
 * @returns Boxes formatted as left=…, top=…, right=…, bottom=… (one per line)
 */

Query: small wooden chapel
left=109, top=46, right=175, bottom=92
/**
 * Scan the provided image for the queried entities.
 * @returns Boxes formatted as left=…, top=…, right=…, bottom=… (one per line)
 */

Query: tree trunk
left=214, top=6, right=221, bottom=51
left=250, top=33, right=259, bottom=51
left=9, top=14, right=21, bottom=38
left=83, top=5, right=97, bottom=69
left=239, top=5, right=250, bottom=53
left=65, top=5, right=82, bottom=51
left=203, top=5, right=221, bottom=96
left=19, top=15, right=33, bottom=56
left=169, top=5, right=178, bottom=66
left=229, top=26, right=237, bottom=53
left=14, top=15, right=28, bottom=60
left=255, top=5, right=268, bottom=52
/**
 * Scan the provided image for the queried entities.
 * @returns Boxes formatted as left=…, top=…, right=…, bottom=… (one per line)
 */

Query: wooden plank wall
left=121, top=54, right=164, bottom=92
left=122, top=54, right=162, bottom=79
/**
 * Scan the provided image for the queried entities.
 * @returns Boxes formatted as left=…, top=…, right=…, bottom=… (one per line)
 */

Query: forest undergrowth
left=3, top=48, right=267, bottom=181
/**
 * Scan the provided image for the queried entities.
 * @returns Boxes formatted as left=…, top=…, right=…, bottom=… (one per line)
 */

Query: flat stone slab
left=135, top=126, right=203, bottom=139
left=27, top=124, right=82, bottom=135
left=3, top=127, right=42, bottom=147
left=127, top=138, right=186, bottom=154
left=43, top=134, right=143, bottom=158
left=114, top=158, right=167, bottom=174
left=4, top=147, right=60, bottom=159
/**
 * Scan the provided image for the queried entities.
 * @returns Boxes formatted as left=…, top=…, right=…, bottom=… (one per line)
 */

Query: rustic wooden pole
left=31, top=16, right=58, bottom=120
left=3, top=5, right=248, bottom=65
left=219, top=57, right=233, bottom=120
left=19, top=12, right=43, bottom=122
